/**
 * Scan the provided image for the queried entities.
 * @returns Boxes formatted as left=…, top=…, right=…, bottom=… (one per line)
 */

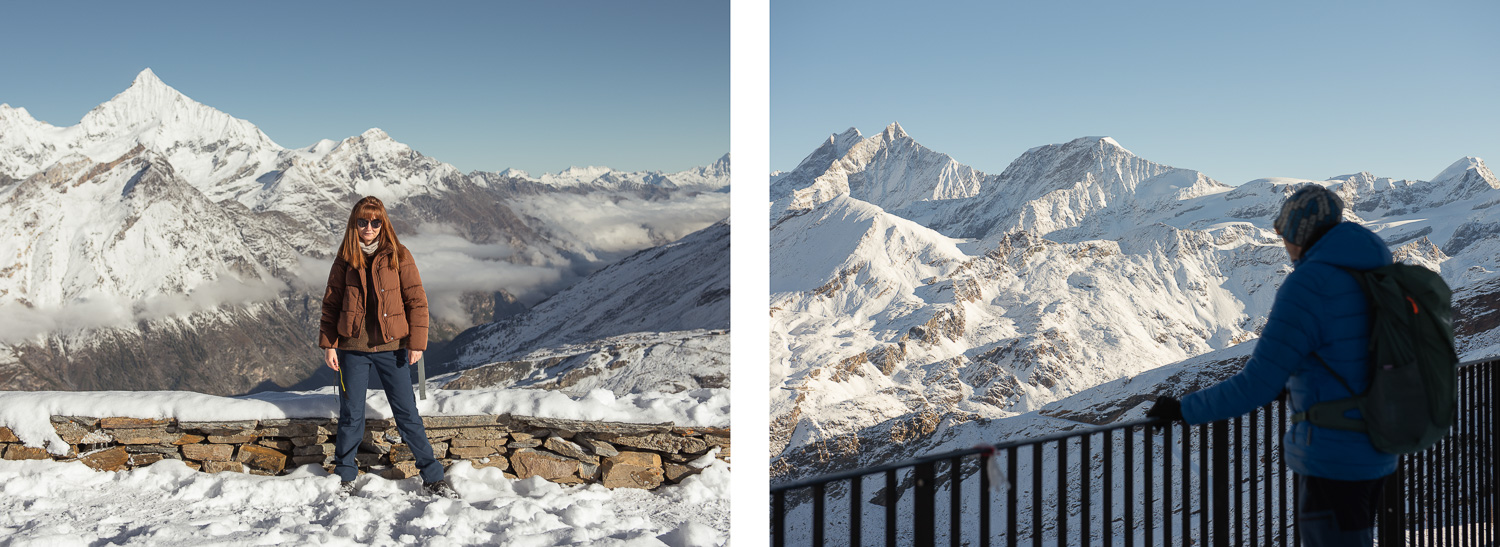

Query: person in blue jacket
left=1147, top=184, right=1394, bottom=547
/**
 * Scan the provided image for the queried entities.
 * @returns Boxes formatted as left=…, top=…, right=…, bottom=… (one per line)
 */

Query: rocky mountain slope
left=0, top=69, right=728, bottom=394
left=770, top=123, right=1500, bottom=478
left=431, top=220, right=731, bottom=396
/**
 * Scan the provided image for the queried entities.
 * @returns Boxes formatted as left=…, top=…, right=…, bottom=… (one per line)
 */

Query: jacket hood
left=1296, top=221, right=1392, bottom=271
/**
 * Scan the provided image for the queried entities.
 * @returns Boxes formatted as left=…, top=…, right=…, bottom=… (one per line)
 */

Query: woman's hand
left=408, top=350, right=423, bottom=365
left=325, top=348, right=339, bottom=371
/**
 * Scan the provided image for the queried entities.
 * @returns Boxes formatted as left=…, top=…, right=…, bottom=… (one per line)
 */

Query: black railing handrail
left=771, top=356, right=1496, bottom=494
left=770, top=417, right=1158, bottom=493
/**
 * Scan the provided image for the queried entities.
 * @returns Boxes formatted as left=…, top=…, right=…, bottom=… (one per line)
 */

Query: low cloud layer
left=1, top=196, right=727, bottom=343
left=133, top=277, right=290, bottom=322
left=0, top=276, right=290, bottom=345
left=396, top=225, right=565, bottom=326
left=513, top=192, right=729, bottom=257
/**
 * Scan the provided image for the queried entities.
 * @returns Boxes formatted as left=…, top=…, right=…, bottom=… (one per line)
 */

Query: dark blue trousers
left=334, top=349, right=444, bottom=483
left=1296, top=474, right=1387, bottom=547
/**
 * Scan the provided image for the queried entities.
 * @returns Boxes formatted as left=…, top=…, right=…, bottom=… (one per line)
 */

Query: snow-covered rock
left=437, top=221, right=730, bottom=388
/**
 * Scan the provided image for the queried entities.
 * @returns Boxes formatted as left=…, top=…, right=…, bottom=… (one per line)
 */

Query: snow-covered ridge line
left=0, top=387, right=729, bottom=454
left=1, top=68, right=728, bottom=188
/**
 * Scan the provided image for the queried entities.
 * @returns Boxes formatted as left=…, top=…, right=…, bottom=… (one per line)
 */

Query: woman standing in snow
left=318, top=196, right=455, bottom=498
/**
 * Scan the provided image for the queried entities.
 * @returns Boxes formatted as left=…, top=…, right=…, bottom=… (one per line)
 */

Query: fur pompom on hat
left=1274, top=185, right=1344, bottom=248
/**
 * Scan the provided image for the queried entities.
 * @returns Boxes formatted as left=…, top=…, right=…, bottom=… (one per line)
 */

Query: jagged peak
left=1078, top=136, right=1131, bottom=155
left=819, top=127, right=863, bottom=155
left=1393, top=236, right=1448, bottom=263
left=336, top=127, right=417, bottom=153
left=1330, top=171, right=1377, bottom=181
left=1018, top=136, right=1138, bottom=162
left=0, top=103, right=44, bottom=128
left=107, top=68, right=190, bottom=107
left=78, top=69, right=279, bottom=149
left=690, top=153, right=731, bottom=177
left=782, top=129, right=863, bottom=181
left=882, top=122, right=909, bottom=140
left=1433, top=156, right=1496, bottom=186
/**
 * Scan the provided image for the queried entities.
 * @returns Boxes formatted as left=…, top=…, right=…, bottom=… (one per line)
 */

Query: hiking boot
left=423, top=479, right=458, bottom=499
left=339, top=481, right=356, bottom=496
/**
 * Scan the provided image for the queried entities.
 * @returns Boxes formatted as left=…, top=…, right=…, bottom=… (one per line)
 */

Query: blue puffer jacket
left=1181, top=222, right=1396, bottom=481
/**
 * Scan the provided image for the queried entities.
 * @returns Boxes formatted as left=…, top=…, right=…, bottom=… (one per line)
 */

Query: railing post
left=887, top=470, right=898, bottom=547
left=1380, top=457, right=1404, bottom=546
left=1211, top=419, right=1229, bottom=547
left=851, top=475, right=862, bottom=547
left=772, top=490, right=785, bottom=547
left=915, top=460, right=936, bottom=547
left=813, top=482, right=825, bottom=547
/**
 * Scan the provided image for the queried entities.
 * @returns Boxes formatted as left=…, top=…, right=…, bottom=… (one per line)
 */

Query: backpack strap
left=1289, top=341, right=1367, bottom=431
left=1312, top=352, right=1358, bottom=396
left=1292, top=397, right=1367, bottom=431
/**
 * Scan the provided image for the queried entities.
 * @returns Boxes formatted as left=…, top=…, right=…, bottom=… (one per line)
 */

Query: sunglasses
left=356, top=219, right=383, bottom=229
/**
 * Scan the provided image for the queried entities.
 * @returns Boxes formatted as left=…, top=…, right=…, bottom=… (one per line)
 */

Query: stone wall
left=0, top=415, right=729, bottom=490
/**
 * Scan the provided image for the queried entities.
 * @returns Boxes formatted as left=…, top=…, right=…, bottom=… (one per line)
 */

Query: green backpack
left=1293, top=263, right=1458, bottom=454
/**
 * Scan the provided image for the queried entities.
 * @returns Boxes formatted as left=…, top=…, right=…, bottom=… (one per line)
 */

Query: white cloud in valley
left=511, top=192, right=729, bottom=258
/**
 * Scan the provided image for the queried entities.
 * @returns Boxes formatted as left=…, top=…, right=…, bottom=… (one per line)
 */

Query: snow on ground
left=0, top=386, right=731, bottom=544
left=0, top=454, right=729, bottom=547
left=0, top=387, right=729, bottom=455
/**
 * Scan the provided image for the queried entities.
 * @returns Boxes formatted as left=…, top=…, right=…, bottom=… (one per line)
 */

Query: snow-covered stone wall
left=0, top=414, right=729, bottom=490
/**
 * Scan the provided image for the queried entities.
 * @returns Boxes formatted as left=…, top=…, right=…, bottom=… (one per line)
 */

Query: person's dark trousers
left=334, top=349, right=445, bottom=484
left=1295, top=473, right=1388, bottom=547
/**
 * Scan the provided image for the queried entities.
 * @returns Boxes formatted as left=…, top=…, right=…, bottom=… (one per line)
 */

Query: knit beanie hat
left=1274, top=185, right=1344, bottom=248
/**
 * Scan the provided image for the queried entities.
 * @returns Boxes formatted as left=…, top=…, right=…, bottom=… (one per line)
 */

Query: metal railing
left=770, top=358, right=1496, bottom=546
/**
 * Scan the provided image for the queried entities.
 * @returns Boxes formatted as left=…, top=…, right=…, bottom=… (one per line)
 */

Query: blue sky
left=0, top=1, right=727, bottom=175
left=772, top=1, right=1499, bottom=185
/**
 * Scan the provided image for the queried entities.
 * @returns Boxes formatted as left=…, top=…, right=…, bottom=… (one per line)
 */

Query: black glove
left=1146, top=396, right=1183, bottom=422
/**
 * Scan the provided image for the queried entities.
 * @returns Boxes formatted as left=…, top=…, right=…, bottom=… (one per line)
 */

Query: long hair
left=337, top=196, right=407, bottom=271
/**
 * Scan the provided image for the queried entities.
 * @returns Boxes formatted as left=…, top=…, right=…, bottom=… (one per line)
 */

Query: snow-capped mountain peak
left=664, top=153, right=731, bottom=190
left=329, top=127, right=415, bottom=157
left=785, top=128, right=863, bottom=178
left=127, top=67, right=172, bottom=97
left=1433, top=156, right=1497, bottom=189
left=297, top=138, right=340, bottom=158
left=706, top=152, right=731, bottom=175
left=540, top=166, right=615, bottom=186
left=0, top=105, right=55, bottom=180
left=357, top=127, right=393, bottom=141
left=497, top=167, right=533, bottom=179
left=881, top=122, right=909, bottom=140
left=0, top=104, right=39, bottom=125
left=771, top=123, right=983, bottom=217
left=988, top=135, right=1171, bottom=201
left=133, top=67, right=164, bottom=85
left=77, top=68, right=279, bottom=161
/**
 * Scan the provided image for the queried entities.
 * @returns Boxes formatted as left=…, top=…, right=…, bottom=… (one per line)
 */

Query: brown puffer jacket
left=318, top=244, right=430, bottom=351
